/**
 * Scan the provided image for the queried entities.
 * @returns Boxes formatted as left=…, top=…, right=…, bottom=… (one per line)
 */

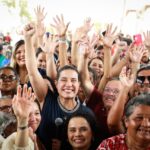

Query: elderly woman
left=97, top=94, right=150, bottom=150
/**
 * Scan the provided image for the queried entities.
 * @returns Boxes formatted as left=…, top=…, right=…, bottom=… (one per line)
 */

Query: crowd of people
left=0, top=5, right=150, bottom=150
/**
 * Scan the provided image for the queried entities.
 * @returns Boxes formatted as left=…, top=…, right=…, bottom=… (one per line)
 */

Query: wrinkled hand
left=51, top=14, right=70, bottom=37
left=12, top=84, right=35, bottom=120
left=34, top=5, right=47, bottom=22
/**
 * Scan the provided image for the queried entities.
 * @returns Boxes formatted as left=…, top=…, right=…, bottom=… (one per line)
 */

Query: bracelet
left=59, top=38, right=67, bottom=44
left=18, top=125, right=28, bottom=130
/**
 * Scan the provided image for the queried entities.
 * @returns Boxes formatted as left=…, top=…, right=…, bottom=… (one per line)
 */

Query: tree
left=1, top=0, right=32, bottom=22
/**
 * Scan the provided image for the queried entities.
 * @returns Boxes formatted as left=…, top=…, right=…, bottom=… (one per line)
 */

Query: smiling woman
left=64, top=112, right=98, bottom=150
left=97, top=94, right=150, bottom=150
left=11, top=40, right=28, bottom=85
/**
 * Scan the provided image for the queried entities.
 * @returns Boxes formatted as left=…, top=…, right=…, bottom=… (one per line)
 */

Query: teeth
left=138, top=129, right=150, bottom=135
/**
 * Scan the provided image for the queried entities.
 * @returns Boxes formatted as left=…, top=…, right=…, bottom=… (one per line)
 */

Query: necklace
left=57, top=97, right=80, bottom=113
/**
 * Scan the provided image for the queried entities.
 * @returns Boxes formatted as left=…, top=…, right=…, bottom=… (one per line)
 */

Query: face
left=136, top=69, right=150, bottom=94
left=37, top=52, right=46, bottom=69
left=15, top=44, right=25, bottom=67
left=141, top=48, right=149, bottom=63
left=103, top=80, right=122, bottom=110
left=89, top=58, right=103, bottom=78
left=68, top=117, right=93, bottom=150
left=77, top=86, right=86, bottom=102
left=0, top=68, right=17, bottom=92
left=28, top=102, right=41, bottom=132
left=125, top=105, right=150, bottom=145
left=96, top=49, right=104, bottom=61
left=56, top=69, right=80, bottom=100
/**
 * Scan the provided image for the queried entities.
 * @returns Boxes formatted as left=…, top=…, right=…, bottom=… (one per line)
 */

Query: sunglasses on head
left=136, top=76, right=150, bottom=84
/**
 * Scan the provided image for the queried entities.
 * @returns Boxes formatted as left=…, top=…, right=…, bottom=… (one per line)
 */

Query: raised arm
left=71, top=18, right=93, bottom=66
left=143, top=31, right=150, bottom=51
left=51, top=14, right=70, bottom=67
left=42, top=34, right=58, bottom=80
left=98, top=24, right=117, bottom=93
left=14, top=85, right=34, bottom=148
left=78, top=39, right=95, bottom=97
left=24, top=23, right=48, bottom=103
left=107, top=67, right=135, bottom=134
left=34, top=5, right=46, bottom=47
left=110, top=44, right=131, bottom=78
left=2, top=85, right=34, bottom=149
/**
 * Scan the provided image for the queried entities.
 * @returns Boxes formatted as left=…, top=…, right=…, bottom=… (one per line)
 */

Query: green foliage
left=1, top=0, right=32, bottom=21
left=19, top=0, right=32, bottom=21
left=1, top=0, right=16, bottom=8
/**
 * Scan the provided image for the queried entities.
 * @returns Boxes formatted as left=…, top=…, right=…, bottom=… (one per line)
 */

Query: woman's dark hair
left=12, top=39, right=25, bottom=72
left=88, top=67, right=98, bottom=85
left=36, top=47, right=44, bottom=58
left=137, top=64, right=150, bottom=76
left=125, top=94, right=150, bottom=118
left=34, top=99, right=42, bottom=114
left=0, top=66, right=18, bottom=80
left=14, top=40, right=25, bottom=53
left=56, top=65, right=80, bottom=81
left=63, top=111, right=98, bottom=150
left=88, top=57, right=103, bottom=67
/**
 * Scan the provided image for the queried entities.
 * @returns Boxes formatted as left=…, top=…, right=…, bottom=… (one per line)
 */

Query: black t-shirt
left=37, top=87, right=94, bottom=150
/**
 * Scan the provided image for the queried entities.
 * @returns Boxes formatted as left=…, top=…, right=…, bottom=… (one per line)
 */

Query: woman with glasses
left=97, top=94, right=150, bottom=150
left=135, top=65, right=150, bottom=95
left=0, top=66, right=18, bottom=138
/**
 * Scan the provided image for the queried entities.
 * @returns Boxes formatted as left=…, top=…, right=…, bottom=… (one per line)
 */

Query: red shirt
left=97, top=134, right=150, bottom=150
left=87, top=87, right=112, bottom=142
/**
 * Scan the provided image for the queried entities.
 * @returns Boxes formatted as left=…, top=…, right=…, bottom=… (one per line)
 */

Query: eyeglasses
left=0, top=74, right=17, bottom=81
left=136, top=76, right=150, bottom=84
left=104, top=87, right=119, bottom=94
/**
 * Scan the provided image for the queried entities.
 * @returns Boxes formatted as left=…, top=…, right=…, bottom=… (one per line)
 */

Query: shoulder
left=1, top=132, right=34, bottom=150
left=97, top=134, right=126, bottom=149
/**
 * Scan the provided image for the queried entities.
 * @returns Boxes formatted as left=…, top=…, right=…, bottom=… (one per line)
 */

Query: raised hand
left=72, top=27, right=87, bottom=43
left=12, top=85, right=35, bottom=120
left=101, top=24, right=117, bottom=49
left=36, top=22, right=46, bottom=38
left=34, top=5, right=47, bottom=23
left=24, top=23, right=35, bottom=38
left=119, top=66, right=135, bottom=89
left=51, top=14, right=70, bottom=37
left=83, top=17, right=93, bottom=34
left=41, top=35, right=59, bottom=53
left=143, top=31, right=150, bottom=49
left=129, top=44, right=145, bottom=63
